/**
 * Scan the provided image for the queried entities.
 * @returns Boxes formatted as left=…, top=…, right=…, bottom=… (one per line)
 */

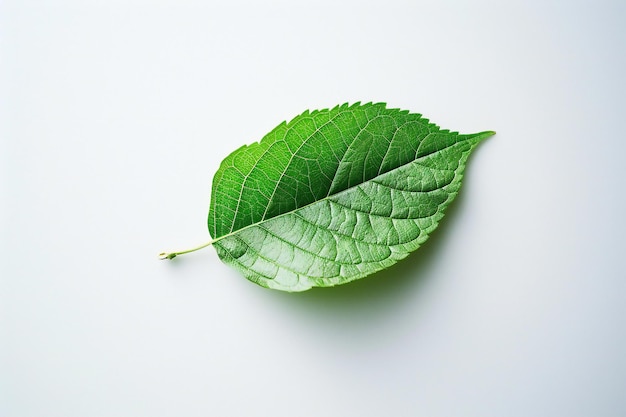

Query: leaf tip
left=475, top=130, right=496, bottom=141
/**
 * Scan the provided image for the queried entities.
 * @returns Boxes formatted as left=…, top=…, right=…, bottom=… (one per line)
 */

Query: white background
left=2, top=1, right=625, bottom=416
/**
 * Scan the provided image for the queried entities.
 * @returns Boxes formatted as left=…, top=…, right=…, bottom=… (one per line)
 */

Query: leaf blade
left=208, top=103, right=493, bottom=291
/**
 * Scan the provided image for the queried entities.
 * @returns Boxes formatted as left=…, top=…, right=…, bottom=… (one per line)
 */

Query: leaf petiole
left=159, top=240, right=214, bottom=260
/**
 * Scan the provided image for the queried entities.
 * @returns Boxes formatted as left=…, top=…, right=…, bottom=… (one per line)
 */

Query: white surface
left=2, top=1, right=625, bottom=416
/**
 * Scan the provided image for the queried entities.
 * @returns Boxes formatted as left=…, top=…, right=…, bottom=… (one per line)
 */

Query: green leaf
left=162, top=103, right=494, bottom=292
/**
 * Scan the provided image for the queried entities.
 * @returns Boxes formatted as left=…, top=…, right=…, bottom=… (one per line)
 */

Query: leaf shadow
left=263, top=187, right=469, bottom=327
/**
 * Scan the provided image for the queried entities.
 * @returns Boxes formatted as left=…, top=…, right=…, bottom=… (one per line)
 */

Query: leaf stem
left=159, top=240, right=214, bottom=260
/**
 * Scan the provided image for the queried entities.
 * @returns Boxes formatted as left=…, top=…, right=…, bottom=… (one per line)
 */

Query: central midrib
left=209, top=132, right=487, bottom=246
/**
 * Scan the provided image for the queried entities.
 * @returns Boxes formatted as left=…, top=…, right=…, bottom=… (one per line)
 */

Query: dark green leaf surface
left=208, top=103, right=493, bottom=291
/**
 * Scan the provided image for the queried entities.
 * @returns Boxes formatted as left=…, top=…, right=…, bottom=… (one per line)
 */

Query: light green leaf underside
left=208, top=103, right=493, bottom=291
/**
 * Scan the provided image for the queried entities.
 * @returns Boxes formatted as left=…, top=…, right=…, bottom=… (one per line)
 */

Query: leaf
left=162, top=103, right=494, bottom=292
